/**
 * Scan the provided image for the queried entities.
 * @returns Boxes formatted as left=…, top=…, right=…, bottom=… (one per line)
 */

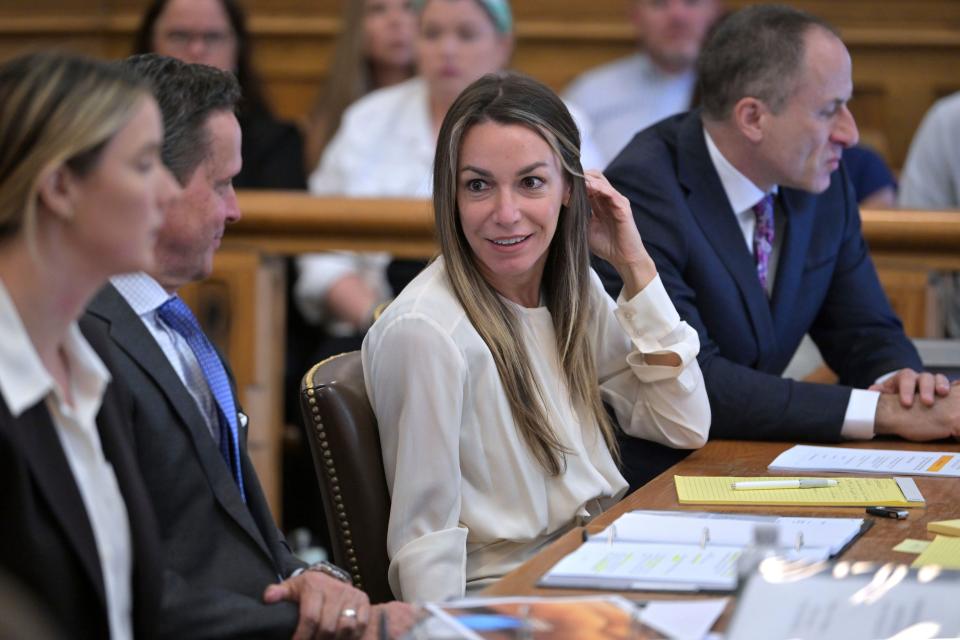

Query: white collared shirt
left=0, top=279, right=132, bottom=640
left=110, top=273, right=220, bottom=443
left=702, top=128, right=879, bottom=439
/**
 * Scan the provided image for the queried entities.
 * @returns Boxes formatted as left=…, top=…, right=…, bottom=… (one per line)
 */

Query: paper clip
left=700, top=526, right=711, bottom=549
left=795, top=531, right=804, bottom=552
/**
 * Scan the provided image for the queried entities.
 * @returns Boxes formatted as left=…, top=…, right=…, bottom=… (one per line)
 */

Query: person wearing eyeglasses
left=133, top=0, right=307, bottom=191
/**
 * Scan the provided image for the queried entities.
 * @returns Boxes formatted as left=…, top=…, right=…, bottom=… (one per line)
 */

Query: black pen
left=866, top=506, right=908, bottom=520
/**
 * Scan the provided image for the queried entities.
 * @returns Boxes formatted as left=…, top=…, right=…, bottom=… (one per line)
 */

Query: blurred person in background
left=843, top=145, right=897, bottom=208
left=899, top=91, right=960, bottom=336
left=899, top=91, right=960, bottom=209
left=134, top=0, right=307, bottom=190
left=564, top=0, right=721, bottom=165
left=303, top=0, right=418, bottom=172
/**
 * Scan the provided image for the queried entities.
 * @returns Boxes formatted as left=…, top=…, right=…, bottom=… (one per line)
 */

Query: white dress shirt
left=0, top=279, right=133, bottom=640
left=703, top=129, right=880, bottom=439
left=297, top=77, right=606, bottom=329
left=110, top=273, right=220, bottom=443
left=564, top=52, right=696, bottom=165
left=362, top=258, right=710, bottom=602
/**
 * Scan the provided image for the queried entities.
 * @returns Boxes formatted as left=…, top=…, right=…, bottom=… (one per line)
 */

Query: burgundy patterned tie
left=752, top=194, right=775, bottom=290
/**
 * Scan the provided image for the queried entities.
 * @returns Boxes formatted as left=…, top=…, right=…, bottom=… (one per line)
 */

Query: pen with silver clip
left=731, top=478, right=838, bottom=490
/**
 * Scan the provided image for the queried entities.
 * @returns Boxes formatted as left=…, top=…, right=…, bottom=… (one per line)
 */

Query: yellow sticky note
left=893, top=539, right=931, bottom=554
left=674, top=476, right=916, bottom=507
left=928, top=519, right=960, bottom=537
left=912, top=535, right=960, bottom=569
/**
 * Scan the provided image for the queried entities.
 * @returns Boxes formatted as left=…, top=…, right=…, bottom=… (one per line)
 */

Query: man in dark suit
left=598, top=5, right=960, bottom=444
left=81, top=55, right=373, bottom=639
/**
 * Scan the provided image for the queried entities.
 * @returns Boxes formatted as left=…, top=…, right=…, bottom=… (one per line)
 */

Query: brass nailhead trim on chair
left=304, top=353, right=364, bottom=587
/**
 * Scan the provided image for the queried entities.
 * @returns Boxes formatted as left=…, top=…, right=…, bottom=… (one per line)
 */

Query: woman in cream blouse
left=362, top=72, right=711, bottom=602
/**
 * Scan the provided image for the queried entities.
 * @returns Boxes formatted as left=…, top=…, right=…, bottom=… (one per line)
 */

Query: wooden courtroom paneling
left=4, top=1, right=960, bottom=168
left=226, top=194, right=960, bottom=341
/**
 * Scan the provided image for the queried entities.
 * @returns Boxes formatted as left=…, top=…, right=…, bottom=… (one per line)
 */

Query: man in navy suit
left=598, top=5, right=960, bottom=444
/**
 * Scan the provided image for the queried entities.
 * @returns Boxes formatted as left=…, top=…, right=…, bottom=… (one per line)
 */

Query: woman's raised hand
left=584, top=170, right=657, bottom=298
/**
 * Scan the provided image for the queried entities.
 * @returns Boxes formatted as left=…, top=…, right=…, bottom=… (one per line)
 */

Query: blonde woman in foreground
left=363, top=72, right=710, bottom=602
left=0, top=51, right=178, bottom=638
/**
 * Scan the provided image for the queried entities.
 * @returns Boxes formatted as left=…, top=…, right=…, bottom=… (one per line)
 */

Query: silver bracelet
left=307, top=560, right=353, bottom=585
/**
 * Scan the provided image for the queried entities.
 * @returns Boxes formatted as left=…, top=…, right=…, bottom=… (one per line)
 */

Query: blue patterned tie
left=158, top=296, right=246, bottom=502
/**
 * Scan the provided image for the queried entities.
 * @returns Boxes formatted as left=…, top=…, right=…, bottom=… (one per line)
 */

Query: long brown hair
left=433, top=71, right=618, bottom=475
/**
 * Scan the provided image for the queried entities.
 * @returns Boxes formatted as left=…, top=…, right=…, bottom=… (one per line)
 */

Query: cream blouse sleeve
left=593, top=272, right=711, bottom=448
left=363, top=312, right=470, bottom=603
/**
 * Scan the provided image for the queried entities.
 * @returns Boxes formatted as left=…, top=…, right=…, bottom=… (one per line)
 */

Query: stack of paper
left=913, top=536, right=960, bottom=569
left=929, top=519, right=960, bottom=536
left=727, top=562, right=960, bottom=639
left=768, top=445, right=960, bottom=477
left=539, top=511, right=866, bottom=592
left=674, top=475, right=922, bottom=507
left=589, top=511, right=866, bottom=556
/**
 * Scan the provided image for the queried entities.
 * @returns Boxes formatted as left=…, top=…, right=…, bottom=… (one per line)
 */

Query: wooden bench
left=4, top=0, right=960, bottom=168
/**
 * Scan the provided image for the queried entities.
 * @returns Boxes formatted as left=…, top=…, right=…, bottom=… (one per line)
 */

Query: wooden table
left=484, top=439, right=960, bottom=628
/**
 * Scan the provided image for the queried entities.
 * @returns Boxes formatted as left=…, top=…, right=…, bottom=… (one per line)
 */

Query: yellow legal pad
left=912, top=536, right=960, bottom=570
left=928, top=519, right=960, bottom=537
left=674, top=476, right=917, bottom=507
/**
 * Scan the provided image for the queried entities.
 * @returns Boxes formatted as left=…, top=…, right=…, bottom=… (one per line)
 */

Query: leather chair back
left=299, top=351, right=393, bottom=603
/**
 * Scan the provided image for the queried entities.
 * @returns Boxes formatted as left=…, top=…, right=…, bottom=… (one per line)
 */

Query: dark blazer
left=82, top=284, right=305, bottom=639
left=597, top=111, right=921, bottom=442
left=235, top=110, right=307, bottom=191
left=0, top=328, right=162, bottom=639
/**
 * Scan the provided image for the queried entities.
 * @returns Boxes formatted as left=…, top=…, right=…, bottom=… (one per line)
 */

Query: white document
left=640, top=599, right=728, bottom=640
left=726, top=566, right=960, bottom=640
left=541, top=541, right=742, bottom=591
left=769, top=445, right=960, bottom=477
left=592, top=511, right=865, bottom=557
left=539, top=511, right=866, bottom=592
